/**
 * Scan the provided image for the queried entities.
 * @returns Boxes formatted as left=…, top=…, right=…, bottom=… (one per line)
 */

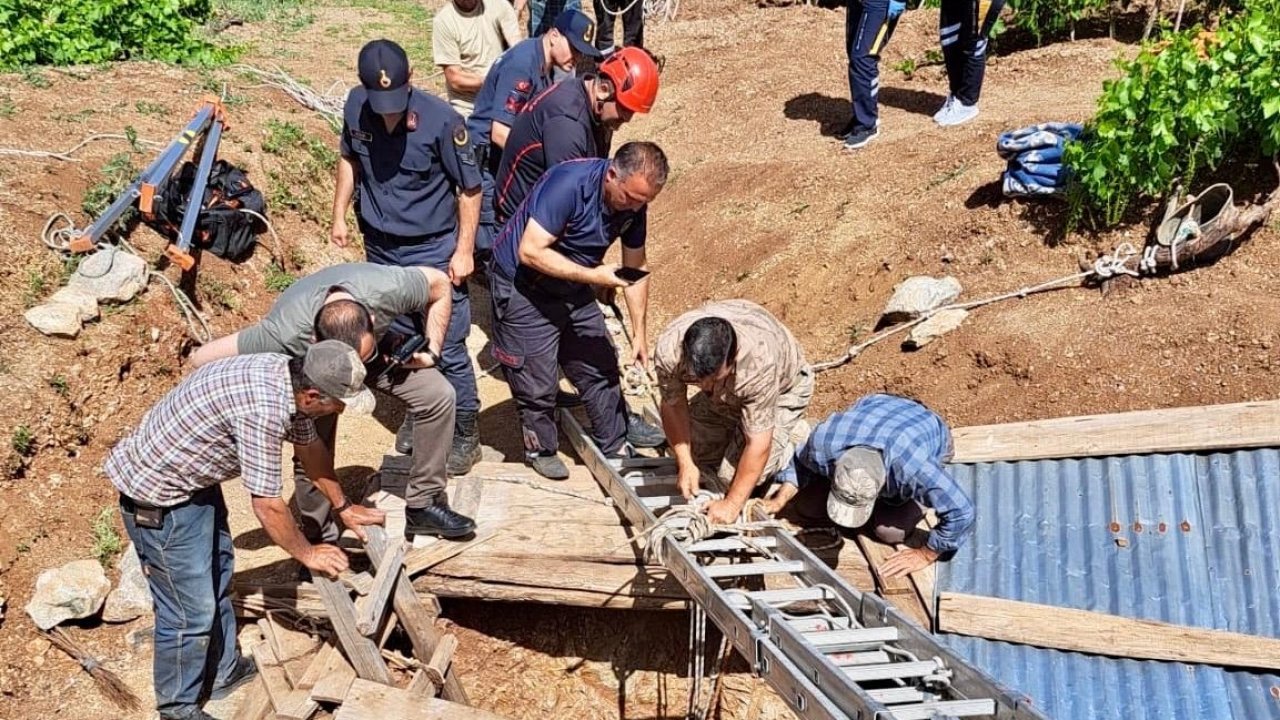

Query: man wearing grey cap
left=105, top=341, right=385, bottom=720
left=766, top=394, right=975, bottom=578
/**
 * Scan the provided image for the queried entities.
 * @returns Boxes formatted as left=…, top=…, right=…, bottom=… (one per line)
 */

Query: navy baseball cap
left=553, top=10, right=603, bottom=60
left=357, top=39, right=411, bottom=114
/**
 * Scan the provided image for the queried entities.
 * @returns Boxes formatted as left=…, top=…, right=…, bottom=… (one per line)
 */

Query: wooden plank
left=357, top=543, right=405, bottom=636
left=229, top=676, right=272, bottom=720
left=950, top=400, right=1280, bottom=463
left=404, top=530, right=496, bottom=577
left=938, top=592, right=1280, bottom=669
left=424, top=634, right=458, bottom=689
left=365, top=525, right=469, bottom=705
left=276, top=641, right=348, bottom=720
left=406, top=669, right=434, bottom=697
left=249, top=638, right=294, bottom=712
left=263, top=611, right=321, bottom=685
left=854, top=536, right=915, bottom=596
left=335, top=679, right=511, bottom=720
left=309, top=665, right=357, bottom=705
left=312, top=576, right=393, bottom=684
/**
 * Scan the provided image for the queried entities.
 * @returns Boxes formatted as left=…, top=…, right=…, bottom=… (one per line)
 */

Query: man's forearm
left=252, top=496, right=316, bottom=563
left=442, top=66, right=485, bottom=94
left=660, top=398, right=695, bottom=469
left=522, top=245, right=597, bottom=284
left=455, top=188, right=480, bottom=256
left=726, top=434, right=771, bottom=504
left=333, top=157, right=357, bottom=223
left=622, top=278, right=649, bottom=352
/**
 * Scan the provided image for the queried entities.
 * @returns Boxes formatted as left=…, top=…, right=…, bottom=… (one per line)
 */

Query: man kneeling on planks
left=763, top=393, right=975, bottom=578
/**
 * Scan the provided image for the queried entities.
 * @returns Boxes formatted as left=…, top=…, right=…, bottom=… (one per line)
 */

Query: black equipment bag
left=149, top=160, right=267, bottom=263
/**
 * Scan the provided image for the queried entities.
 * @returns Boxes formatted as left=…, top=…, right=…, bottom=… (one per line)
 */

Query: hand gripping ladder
left=69, top=98, right=227, bottom=271
left=559, top=409, right=1047, bottom=720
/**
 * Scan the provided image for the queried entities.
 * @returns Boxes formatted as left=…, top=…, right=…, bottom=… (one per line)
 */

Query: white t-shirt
left=432, top=0, right=522, bottom=116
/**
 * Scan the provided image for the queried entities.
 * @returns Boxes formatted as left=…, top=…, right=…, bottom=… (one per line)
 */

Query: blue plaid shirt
left=780, top=394, right=975, bottom=554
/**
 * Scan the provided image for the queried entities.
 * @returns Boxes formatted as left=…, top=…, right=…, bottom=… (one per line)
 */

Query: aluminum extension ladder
left=559, top=409, right=1047, bottom=720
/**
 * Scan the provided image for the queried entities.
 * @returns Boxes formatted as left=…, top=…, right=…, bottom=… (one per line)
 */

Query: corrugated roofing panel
left=937, top=448, right=1280, bottom=720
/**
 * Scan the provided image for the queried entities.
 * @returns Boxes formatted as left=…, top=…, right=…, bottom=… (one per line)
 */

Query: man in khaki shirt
left=654, top=300, right=814, bottom=524
left=433, top=0, right=522, bottom=117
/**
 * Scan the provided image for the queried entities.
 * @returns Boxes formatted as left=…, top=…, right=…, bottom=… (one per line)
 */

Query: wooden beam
left=365, top=525, right=469, bottom=704
left=424, top=634, right=458, bottom=690
left=404, top=530, right=495, bottom=577
left=312, top=576, right=393, bottom=685
left=276, top=641, right=348, bottom=720
left=357, top=543, right=405, bottom=636
left=938, top=592, right=1280, bottom=669
left=335, top=679, right=511, bottom=720
left=309, top=663, right=357, bottom=705
left=950, top=400, right=1280, bottom=463
left=230, top=676, right=272, bottom=720
left=249, top=637, right=295, bottom=712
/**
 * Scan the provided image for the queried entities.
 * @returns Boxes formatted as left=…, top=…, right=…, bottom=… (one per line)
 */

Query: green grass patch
left=265, top=262, right=297, bottom=292
left=261, top=119, right=338, bottom=225
left=11, top=425, right=34, bottom=457
left=91, top=507, right=124, bottom=568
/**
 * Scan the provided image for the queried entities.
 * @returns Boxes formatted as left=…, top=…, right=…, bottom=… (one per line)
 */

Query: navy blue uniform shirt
left=494, top=79, right=611, bottom=223
left=341, top=86, right=482, bottom=237
left=466, top=37, right=551, bottom=150
left=492, top=158, right=646, bottom=290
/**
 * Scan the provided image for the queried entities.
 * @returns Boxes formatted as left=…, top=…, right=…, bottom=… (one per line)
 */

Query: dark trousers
left=846, top=0, right=898, bottom=129
left=359, top=220, right=479, bottom=415
left=594, top=0, right=645, bottom=49
left=489, top=270, right=627, bottom=455
left=940, top=0, right=1005, bottom=106
left=292, top=356, right=456, bottom=542
left=529, top=0, right=582, bottom=36
left=120, top=486, right=239, bottom=719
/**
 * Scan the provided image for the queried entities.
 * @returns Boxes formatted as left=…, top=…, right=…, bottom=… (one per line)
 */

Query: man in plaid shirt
left=106, top=342, right=384, bottom=720
left=767, top=394, right=975, bottom=578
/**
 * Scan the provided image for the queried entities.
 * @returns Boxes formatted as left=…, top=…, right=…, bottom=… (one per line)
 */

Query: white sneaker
left=936, top=99, right=979, bottom=127
left=932, top=95, right=955, bottom=123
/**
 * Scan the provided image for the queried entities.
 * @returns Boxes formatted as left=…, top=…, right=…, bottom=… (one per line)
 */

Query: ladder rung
left=787, top=616, right=852, bottom=633
left=686, top=537, right=779, bottom=553
left=828, top=650, right=890, bottom=667
left=805, top=627, right=900, bottom=649
left=641, top=495, right=687, bottom=509
left=734, top=586, right=833, bottom=608
left=623, top=471, right=679, bottom=487
left=887, top=699, right=998, bottom=720
left=867, top=687, right=929, bottom=704
left=609, top=456, right=677, bottom=470
left=841, top=660, right=939, bottom=682
left=703, top=561, right=807, bottom=578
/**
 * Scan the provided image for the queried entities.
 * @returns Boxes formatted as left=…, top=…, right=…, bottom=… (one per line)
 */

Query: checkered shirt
left=105, top=354, right=317, bottom=507
left=780, top=394, right=974, bottom=554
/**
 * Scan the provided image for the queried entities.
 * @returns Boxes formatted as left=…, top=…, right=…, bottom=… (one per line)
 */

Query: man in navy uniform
left=489, top=142, right=667, bottom=479
left=493, top=46, right=660, bottom=225
left=332, top=39, right=485, bottom=476
left=467, top=10, right=602, bottom=258
left=842, top=0, right=906, bottom=150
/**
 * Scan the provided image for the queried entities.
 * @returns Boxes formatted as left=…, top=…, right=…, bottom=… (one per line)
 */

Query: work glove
left=888, top=0, right=906, bottom=19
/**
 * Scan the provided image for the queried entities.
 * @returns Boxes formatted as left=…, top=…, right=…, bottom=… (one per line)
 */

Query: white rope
left=0, top=133, right=163, bottom=162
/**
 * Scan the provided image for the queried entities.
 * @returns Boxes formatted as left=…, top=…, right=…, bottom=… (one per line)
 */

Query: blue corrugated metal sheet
left=938, top=449, right=1280, bottom=720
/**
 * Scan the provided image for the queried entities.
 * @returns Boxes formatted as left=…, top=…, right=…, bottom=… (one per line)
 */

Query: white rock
left=25, top=560, right=110, bottom=630
left=903, top=308, right=970, bottom=350
left=48, top=287, right=100, bottom=322
left=881, top=276, right=963, bottom=324
left=68, top=249, right=147, bottom=303
left=102, top=544, right=152, bottom=623
left=24, top=303, right=82, bottom=338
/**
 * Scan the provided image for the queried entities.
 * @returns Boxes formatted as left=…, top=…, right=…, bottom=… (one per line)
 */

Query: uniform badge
left=453, top=124, right=469, bottom=147
left=406, top=111, right=418, bottom=131
left=379, top=69, right=392, bottom=88
left=584, top=22, right=595, bottom=45
left=349, top=128, right=373, bottom=142
left=515, top=79, right=531, bottom=92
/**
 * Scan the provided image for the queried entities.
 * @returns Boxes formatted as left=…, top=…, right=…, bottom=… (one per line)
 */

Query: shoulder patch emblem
left=453, top=124, right=469, bottom=146
left=406, top=111, right=418, bottom=131
left=515, top=79, right=531, bottom=92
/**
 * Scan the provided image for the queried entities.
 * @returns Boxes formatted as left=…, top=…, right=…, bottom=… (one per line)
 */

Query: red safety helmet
left=599, top=47, right=660, bottom=114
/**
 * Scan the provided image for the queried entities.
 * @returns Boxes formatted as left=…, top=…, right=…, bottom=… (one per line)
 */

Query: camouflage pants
left=689, top=367, right=814, bottom=488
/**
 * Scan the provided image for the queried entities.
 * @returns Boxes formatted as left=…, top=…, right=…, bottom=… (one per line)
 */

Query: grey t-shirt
left=237, top=263, right=429, bottom=356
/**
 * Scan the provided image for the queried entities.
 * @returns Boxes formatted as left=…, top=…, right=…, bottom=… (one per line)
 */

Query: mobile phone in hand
left=614, top=266, right=651, bottom=284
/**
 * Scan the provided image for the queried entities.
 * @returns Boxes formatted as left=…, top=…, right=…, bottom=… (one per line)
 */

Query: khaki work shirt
left=655, top=300, right=809, bottom=435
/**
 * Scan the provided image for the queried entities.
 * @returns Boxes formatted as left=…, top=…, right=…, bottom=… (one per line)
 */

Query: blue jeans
left=529, top=0, right=581, bottom=36
left=360, top=221, right=481, bottom=415
left=120, top=486, right=239, bottom=719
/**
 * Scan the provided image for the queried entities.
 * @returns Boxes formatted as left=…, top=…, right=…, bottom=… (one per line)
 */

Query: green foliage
left=264, top=262, right=297, bottom=292
left=261, top=119, right=338, bottom=224
left=11, top=425, right=33, bottom=456
left=91, top=507, right=124, bottom=568
left=47, top=375, right=69, bottom=396
left=22, top=267, right=47, bottom=307
left=1066, top=0, right=1280, bottom=228
left=0, top=0, right=230, bottom=70
left=83, top=151, right=140, bottom=228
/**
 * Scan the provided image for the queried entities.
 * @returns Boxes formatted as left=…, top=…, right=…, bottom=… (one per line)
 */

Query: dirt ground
left=0, top=0, right=1276, bottom=718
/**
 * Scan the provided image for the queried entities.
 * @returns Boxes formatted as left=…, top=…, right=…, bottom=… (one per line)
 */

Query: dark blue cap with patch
left=357, top=39, right=411, bottom=115
left=552, top=10, right=603, bottom=60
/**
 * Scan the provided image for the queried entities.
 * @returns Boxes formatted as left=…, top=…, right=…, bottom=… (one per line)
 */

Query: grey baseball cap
left=826, top=447, right=887, bottom=528
left=303, top=340, right=376, bottom=415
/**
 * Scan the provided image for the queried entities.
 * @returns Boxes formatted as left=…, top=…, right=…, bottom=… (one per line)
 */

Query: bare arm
left=490, top=121, right=511, bottom=149
left=518, top=219, right=628, bottom=287
left=251, top=496, right=349, bottom=577
left=331, top=155, right=359, bottom=247
left=190, top=332, right=241, bottom=368
left=704, top=429, right=772, bottom=523
left=295, top=440, right=385, bottom=541
left=442, top=66, right=486, bottom=95
left=660, top=394, right=699, bottom=498
left=420, top=267, right=453, bottom=355
left=620, top=245, right=650, bottom=366
left=449, top=187, right=481, bottom=285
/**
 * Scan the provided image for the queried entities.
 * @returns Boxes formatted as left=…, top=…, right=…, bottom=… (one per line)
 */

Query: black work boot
left=446, top=411, right=482, bottom=477
left=526, top=451, right=570, bottom=480
left=210, top=656, right=258, bottom=701
left=395, top=415, right=414, bottom=455
left=405, top=499, right=476, bottom=540
left=626, top=411, right=666, bottom=448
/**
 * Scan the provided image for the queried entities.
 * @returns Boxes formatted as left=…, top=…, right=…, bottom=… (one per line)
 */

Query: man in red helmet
left=493, top=46, right=660, bottom=225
